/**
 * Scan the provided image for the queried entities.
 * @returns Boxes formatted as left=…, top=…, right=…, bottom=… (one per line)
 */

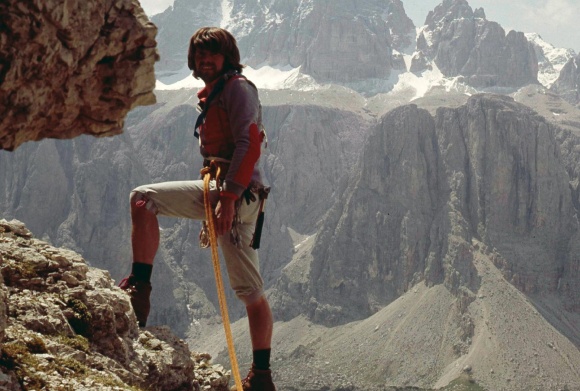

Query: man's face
left=195, top=48, right=225, bottom=84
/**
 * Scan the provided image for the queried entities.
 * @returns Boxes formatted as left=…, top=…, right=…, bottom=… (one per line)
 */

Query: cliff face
left=551, top=54, right=580, bottom=107
left=0, top=0, right=158, bottom=151
left=271, top=94, right=579, bottom=326
left=0, top=219, right=229, bottom=391
left=412, top=0, right=538, bottom=88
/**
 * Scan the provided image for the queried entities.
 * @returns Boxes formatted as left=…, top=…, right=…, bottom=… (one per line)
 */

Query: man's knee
left=237, top=288, right=264, bottom=306
left=130, top=190, right=158, bottom=215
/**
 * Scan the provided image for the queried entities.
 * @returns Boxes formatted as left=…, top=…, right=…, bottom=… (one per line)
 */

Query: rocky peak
left=0, top=0, right=158, bottom=151
left=380, top=0, right=416, bottom=51
left=473, top=7, right=485, bottom=19
left=550, top=54, right=580, bottom=106
left=0, top=219, right=230, bottom=390
left=425, top=0, right=474, bottom=27
left=414, top=0, right=538, bottom=88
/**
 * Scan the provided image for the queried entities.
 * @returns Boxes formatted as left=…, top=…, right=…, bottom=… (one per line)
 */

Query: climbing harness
left=201, top=162, right=244, bottom=391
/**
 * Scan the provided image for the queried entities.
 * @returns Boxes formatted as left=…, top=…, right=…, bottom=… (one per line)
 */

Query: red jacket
left=197, top=74, right=264, bottom=199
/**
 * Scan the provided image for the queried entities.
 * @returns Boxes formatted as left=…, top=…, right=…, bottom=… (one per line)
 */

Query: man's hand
left=215, top=197, right=236, bottom=236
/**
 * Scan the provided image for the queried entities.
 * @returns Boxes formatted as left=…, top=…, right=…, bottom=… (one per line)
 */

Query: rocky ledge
left=0, top=219, right=229, bottom=391
left=0, top=0, right=158, bottom=151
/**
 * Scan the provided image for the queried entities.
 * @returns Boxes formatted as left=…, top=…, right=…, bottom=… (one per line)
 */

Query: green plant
left=56, top=334, right=90, bottom=352
left=24, top=335, right=48, bottom=354
left=54, top=357, right=89, bottom=376
left=0, top=342, right=46, bottom=390
left=0, top=343, right=30, bottom=369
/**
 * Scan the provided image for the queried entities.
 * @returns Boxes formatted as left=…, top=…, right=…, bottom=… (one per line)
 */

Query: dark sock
left=253, top=349, right=271, bottom=371
left=131, top=262, right=153, bottom=282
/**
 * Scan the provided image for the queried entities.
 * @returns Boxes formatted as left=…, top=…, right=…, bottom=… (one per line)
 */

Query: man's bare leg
left=120, top=198, right=159, bottom=327
left=246, top=295, right=273, bottom=350
left=131, top=199, right=159, bottom=264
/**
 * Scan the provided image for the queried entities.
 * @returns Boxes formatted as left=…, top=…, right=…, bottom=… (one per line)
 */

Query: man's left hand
left=215, top=197, right=236, bottom=236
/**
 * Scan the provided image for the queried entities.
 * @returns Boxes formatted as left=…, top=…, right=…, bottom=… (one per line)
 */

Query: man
left=119, top=27, right=276, bottom=391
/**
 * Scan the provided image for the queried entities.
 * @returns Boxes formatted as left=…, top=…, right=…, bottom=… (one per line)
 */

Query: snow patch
left=155, top=64, right=320, bottom=91
left=526, top=33, right=576, bottom=88
left=265, top=12, right=284, bottom=25
left=386, top=61, right=480, bottom=101
left=220, top=0, right=233, bottom=29
left=155, top=61, right=481, bottom=101
left=156, top=64, right=197, bottom=87
left=297, top=0, right=314, bottom=19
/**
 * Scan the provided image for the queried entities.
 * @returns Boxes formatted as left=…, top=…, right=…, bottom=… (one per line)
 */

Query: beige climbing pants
left=131, top=180, right=264, bottom=304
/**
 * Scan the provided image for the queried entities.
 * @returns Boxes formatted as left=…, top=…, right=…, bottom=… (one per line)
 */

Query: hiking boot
left=118, top=275, right=151, bottom=327
left=230, top=365, right=276, bottom=391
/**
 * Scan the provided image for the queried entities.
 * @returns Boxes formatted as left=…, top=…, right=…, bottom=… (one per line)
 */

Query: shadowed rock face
left=551, top=54, right=580, bottom=106
left=0, top=0, right=159, bottom=151
left=412, top=0, right=538, bottom=88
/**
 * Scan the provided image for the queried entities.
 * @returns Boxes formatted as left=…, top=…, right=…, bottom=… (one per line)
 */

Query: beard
left=198, top=64, right=223, bottom=83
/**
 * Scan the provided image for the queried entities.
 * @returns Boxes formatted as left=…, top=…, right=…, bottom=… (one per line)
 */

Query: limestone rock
left=272, top=94, right=578, bottom=326
left=0, top=0, right=159, bottom=151
left=550, top=54, right=580, bottom=106
left=412, top=0, right=538, bottom=88
left=0, top=219, right=230, bottom=391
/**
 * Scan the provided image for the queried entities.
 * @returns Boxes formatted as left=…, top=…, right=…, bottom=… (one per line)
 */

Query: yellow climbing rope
left=202, top=167, right=244, bottom=391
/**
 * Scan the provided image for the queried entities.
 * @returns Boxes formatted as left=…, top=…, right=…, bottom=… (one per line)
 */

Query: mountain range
left=2, top=0, right=580, bottom=390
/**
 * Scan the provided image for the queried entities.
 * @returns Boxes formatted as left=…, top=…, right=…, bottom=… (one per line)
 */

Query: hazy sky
left=139, top=0, right=580, bottom=53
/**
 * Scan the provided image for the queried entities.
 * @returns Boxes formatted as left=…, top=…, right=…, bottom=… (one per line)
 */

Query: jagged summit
left=425, top=0, right=476, bottom=25
left=413, top=0, right=538, bottom=88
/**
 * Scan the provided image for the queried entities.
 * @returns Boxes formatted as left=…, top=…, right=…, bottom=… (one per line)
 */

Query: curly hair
left=187, top=27, right=244, bottom=79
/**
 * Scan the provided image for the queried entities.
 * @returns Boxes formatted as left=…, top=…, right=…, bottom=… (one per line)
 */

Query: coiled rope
left=201, top=166, right=244, bottom=391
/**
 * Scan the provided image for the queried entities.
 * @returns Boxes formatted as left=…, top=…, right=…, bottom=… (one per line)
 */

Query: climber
left=118, top=27, right=276, bottom=391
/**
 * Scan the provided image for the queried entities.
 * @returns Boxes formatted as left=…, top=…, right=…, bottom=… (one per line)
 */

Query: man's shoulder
left=222, top=73, right=259, bottom=99
left=226, top=73, right=257, bottom=89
